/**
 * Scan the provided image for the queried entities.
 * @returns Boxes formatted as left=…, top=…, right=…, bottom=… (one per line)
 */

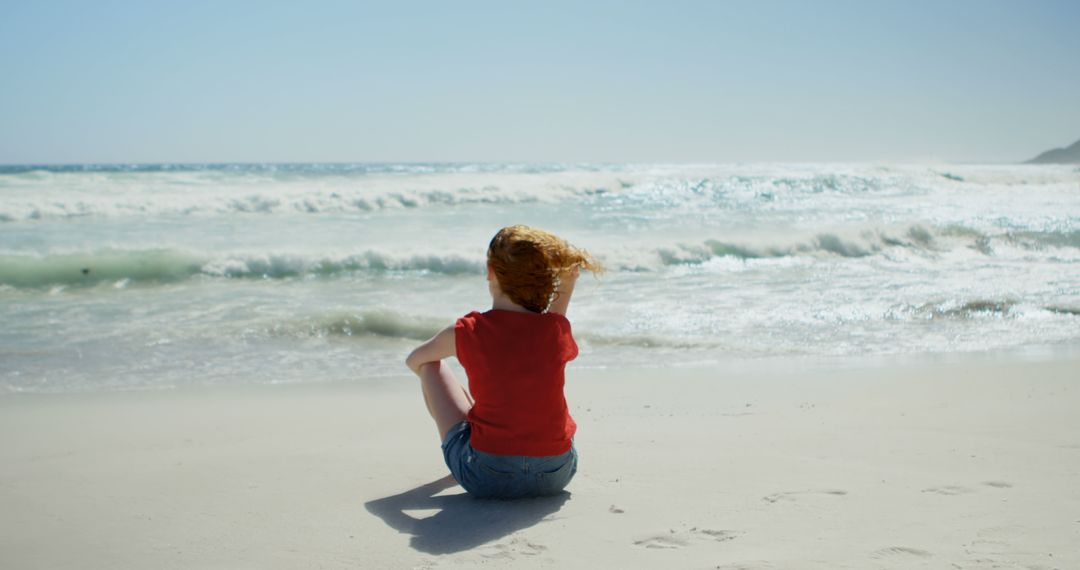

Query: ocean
left=1, top=162, right=1078, bottom=393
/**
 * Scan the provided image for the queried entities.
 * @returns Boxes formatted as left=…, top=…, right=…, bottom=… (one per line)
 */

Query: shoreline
left=2, top=354, right=1078, bottom=568
left=5, top=339, right=1078, bottom=398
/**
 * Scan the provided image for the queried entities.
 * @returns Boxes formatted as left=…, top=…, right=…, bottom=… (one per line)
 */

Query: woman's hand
left=547, top=265, right=580, bottom=316
left=558, top=265, right=580, bottom=285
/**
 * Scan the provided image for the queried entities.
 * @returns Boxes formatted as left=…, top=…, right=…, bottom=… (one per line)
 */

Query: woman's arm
left=405, top=324, right=457, bottom=375
left=547, top=265, right=580, bottom=316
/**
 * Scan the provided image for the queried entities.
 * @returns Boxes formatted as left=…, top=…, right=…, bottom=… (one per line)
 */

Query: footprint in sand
left=974, top=524, right=1024, bottom=543
left=480, top=537, right=548, bottom=559
left=871, top=546, right=932, bottom=559
left=715, top=562, right=775, bottom=570
left=965, top=537, right=1009, bottom=556
left=923, top=481, right=1013, bottom=495
left=633, top=526, right=742, bottom=549
left=693, top=528, right=741, bottom=542
left=921, top=485, right=973, bottom=495
left=761, top=489, right=848, bottom=504
left=633, top=532, right=689, bottom=550
left=958, top=548, right=1051, bottom=570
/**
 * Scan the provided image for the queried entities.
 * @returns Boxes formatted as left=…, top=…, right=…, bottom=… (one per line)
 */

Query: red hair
left=487, top=225, right=601, bottom=313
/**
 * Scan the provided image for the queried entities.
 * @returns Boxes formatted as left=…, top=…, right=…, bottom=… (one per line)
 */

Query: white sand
left=2, top=355, right=1078, bottom=569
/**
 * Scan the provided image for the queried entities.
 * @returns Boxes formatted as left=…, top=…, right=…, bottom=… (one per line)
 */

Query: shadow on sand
left=364, top=475, right=570, bottom=554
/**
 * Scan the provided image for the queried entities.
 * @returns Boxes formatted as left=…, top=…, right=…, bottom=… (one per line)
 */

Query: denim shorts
left=441, top=421, right=577, bottom=500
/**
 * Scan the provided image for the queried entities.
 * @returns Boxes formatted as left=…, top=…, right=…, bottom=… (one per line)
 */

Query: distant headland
left=1026, top=138, right=1080, bottom=164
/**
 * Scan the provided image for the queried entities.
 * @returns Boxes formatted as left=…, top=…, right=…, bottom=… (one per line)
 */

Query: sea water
left=1, top=162, right=1078, bottom=393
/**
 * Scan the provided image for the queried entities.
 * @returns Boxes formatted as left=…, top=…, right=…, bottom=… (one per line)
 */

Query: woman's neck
left=491, top=296, right=535, bottom=313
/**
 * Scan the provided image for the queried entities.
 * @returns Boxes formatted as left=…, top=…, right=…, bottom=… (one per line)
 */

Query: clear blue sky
left=1, top=1, right=1078, bottom=164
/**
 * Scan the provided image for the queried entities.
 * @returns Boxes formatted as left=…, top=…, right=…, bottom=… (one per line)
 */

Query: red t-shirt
left=455, top=309, right=578, bottom=457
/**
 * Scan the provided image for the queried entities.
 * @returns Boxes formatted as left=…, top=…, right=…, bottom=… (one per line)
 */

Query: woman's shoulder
left=541, top=311, right=573, bottom=331
left=456, top=310, right=484, bottom=329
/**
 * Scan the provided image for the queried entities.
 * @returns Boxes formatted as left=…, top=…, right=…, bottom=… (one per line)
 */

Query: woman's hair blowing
left=487, top=225, right=602, bottom=313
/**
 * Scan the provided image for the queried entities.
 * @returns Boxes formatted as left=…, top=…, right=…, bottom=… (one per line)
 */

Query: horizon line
left=0, top=158, right=1043, bottom=169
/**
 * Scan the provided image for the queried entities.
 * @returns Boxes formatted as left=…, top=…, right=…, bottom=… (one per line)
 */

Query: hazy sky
left=2, top=1, right=1078, bottom=164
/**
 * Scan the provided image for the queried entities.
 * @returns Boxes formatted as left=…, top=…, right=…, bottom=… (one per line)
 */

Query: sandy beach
left=5, top=1, right=1080, bottom=568
left=2, top=354, right=1077, bottom=569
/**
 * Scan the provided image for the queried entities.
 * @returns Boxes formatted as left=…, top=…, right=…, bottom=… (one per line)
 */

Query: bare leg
left=418, top=361, right=473, bottom=441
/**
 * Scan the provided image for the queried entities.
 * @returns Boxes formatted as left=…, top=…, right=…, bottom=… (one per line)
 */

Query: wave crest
left=265, top=310, right=445, bottom=341
left=0, top=249, right=484, bottom=288
left=654, top=225, right=940, bottom=265
left=886, top=299, right=1019, bottom=321
left=648, top=224, right=1080, bottom=268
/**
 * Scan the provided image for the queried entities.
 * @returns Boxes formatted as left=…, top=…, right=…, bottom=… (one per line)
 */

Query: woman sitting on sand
left=405, top=225, right=600, bottom=499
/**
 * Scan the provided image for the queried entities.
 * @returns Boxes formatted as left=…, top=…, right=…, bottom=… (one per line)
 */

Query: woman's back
left=455, top=309, right=578, bottom=457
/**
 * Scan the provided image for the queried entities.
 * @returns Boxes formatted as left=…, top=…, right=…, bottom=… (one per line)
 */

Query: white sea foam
left=2, top=162, right=1078, bottom=393
left=3, top=221, right=1077, bottom=290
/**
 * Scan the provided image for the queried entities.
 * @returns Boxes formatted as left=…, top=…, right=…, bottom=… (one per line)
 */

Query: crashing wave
left=885, top=299, right=1019, bottom=321
left=261, top=310, right=446, bottom=341
left=0, top=249, right=485, bottom=288
left=646, top=224, right=1080, bottom=268
left=653, top=225, right=942, bottom=266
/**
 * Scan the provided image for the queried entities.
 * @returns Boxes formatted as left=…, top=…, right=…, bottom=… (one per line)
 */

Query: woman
left=405, top=225, right=601, bottom=499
